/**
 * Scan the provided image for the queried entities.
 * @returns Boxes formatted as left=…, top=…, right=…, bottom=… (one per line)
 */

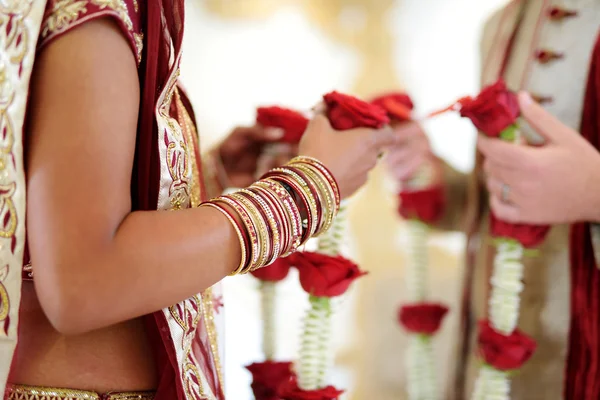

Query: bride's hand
left=298, top=115, right=399, bottom=199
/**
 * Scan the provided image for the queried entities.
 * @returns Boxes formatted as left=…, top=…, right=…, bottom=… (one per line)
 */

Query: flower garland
left=281, top=92, right=388, bottom=400
left=247, top=106, right=309, bottom=400
left=373, top=92, right=449, bottom=400
left=246, top=245, right=298, bottom=400
left=448, top=80, right=549, bottom=399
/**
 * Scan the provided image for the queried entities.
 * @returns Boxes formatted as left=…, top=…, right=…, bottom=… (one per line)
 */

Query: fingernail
left=518, top=91, right=532, bottom=106
left=266, top=127, right=284, bottom=139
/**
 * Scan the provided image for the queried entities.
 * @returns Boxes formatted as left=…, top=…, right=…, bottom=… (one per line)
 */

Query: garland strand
left=472, top=365, right=510, bottom=400
left=298, top=296, right=332, bottom=390
left=317, top=202, right=347, bottom=256
left=260, top=280, right=277, bottom=360
left=406, top=220, right=429, bottom=302
left=404, top=220, right=439, bottom=400
left=297, top=201, right=347, bottom=390
left=489, top=241, right=524, bottom=334
left=471, top=127, right=528, bottom=400
left=406, top=334, right=437, bottom=400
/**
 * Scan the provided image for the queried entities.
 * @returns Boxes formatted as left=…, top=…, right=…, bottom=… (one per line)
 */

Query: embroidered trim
left=133, top=32, right=143, bottom=64
left=5, top=384, right=156, bottom=400
left=40, top=0, right=142, bottom=65
left=0, top=0, right=45, bottom=393
left=41, top=0, right=88, bottom=37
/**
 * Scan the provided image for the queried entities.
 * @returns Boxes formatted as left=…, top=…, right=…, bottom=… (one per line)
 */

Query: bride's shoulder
left=39, top=0, right=145, bottom=66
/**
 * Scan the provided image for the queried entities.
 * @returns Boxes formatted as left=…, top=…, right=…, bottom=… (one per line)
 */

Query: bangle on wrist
left=200, top=155, right=339, bottom=275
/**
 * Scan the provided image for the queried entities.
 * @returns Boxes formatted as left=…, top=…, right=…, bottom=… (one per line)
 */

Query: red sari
left=0, top=1, right=224, bottom=399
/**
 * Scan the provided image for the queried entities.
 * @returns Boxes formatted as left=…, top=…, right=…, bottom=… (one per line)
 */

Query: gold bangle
left=230, top=192, right=270, bottom=272
left=214, top=196, right=259, bottom=270
left=250, top=183, right=290, bottom=256
left=238, top=188, right=281, bottom=266
left=254, top=179, right=302, bottom=256
left=290, top=156, right=340, bottom=208
left=268, top=168, right=319, bottom=238
left=200, top=202, right=247, bottom=276
left=293, top=163, right=336, bottom=236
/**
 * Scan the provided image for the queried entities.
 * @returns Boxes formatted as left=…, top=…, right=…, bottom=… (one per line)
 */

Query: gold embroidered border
left=41, top=0, right=142, bottom=65
left=0, top=0, right=46, bottom=394
left=5, top=384, right=156, bottom=400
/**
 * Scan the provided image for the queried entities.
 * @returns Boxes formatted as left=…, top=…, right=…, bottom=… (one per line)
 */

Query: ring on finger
left=501, top=183, right=511, bottom=203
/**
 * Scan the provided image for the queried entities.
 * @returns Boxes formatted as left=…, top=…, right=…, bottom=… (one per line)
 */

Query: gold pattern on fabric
left=90, top=0, right=132, bottom=30
left=155, top=26, right=220, bottom=396
left=133, top=32, right=143, bottom=64
left=169, top=295, right=206, bottom=398
left=104, top=393, right=154, bottom=400
left=202, top=287, right=224, bottom=393
left=0, top=2, right=44, bottom=395
left=158, top=69, right=192, bottom=210
left=41, top=0, right=88, bottom=37
left=174, top=90, right=202, bottom=207
left=5, top=384, right=156, bottom=400
left=5, top=385, right=99, bottom=400
left=42, top=0, right=133, bottom=39
left=132, top=0, right=138, bottom=13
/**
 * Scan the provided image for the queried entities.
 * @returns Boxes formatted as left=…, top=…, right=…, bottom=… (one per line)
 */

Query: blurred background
left=179, top=0, right=509, bottom=398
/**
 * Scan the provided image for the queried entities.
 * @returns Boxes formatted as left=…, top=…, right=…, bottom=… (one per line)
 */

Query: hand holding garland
left=444, top=80, right=548, bottom=400
left=478, top=91, right=600, bottom=225
left=27, top=25, right=398, bottom=336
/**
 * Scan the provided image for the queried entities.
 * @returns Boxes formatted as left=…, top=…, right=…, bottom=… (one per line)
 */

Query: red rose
left=490, top=212, right=550, bottom=248
left=371, top=92, right=414, bottom=121
left=459, top=79, right=520, bottom=137
left=399, top=185, right=445, bottom=224
left=291, top=251, right=367, bottom=297
left=280, top=383, right=344, bottom=400
left=398, top=302, right=449, bottom=335
left=257, top=106, right=309, bottom=144
left=246, top=361, right=296, bottom=400
left=251, top=258, right=293, bottom=282
left=323, top=91, right=389, bottom=130
left=478, top=320, right=537, bottom=371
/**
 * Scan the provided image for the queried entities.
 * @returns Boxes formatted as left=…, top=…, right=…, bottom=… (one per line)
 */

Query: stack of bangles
left=200, top=156, right=341, bottom=276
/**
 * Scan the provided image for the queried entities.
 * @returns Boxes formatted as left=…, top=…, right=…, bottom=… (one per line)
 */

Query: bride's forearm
left=34, top=205, right=240, bottom=335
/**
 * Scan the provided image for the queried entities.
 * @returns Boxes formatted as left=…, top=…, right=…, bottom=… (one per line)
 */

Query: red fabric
left=398, top=186, right=446, bottom=224
left=251, top=257, right=293, bottom=282
left=291, top=252, right=366, bottom=298
left=459, top=79, right=520, bottom=138
left=246, top=361, right=296, bottom=400
left=371, top=92, right=414, bottom=121
left=565, top=33, right=600, bottom=400
left=280, top=384, right=344, bottom=400
left=256, top=106, right=309, bottom=144
left=398, top=303, right=449, bottom=335
left=137, top=2, right=191, bottom=398
left=489, top=212, right=550, bottom=248
left=39, top=0, right=143, bottom=55
left=32, top=2, right=222, bottom=399
left=478, top=320, right=537, bottom=371
left=323, top=91, right=389, bottom=130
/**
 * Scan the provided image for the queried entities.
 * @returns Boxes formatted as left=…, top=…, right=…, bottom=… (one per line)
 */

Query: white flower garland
left=259, top=280, right=277, bottom=360
left=471, top=240, right=524, bottom=400
left=472, top=129, right=526, bottom=400
left=402, top=164, right=440, bottom=400
left=297, top=202, right=347, bottom=390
